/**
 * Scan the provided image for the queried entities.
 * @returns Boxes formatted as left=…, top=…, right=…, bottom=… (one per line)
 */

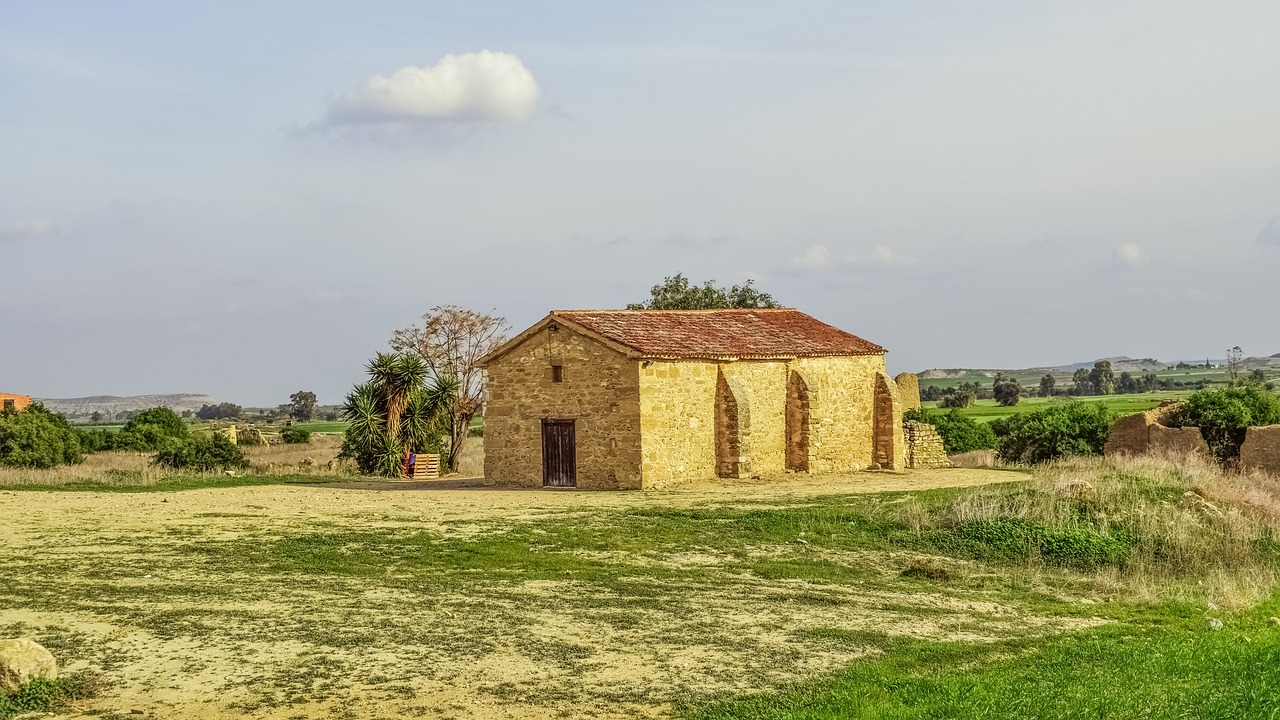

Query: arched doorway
left=715, top=371, right=751, bottom=478
left=786, top=370, right=811, bottom=472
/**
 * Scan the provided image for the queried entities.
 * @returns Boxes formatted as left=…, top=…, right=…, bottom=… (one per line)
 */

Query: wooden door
left=541, top=419, right=577, bottom=487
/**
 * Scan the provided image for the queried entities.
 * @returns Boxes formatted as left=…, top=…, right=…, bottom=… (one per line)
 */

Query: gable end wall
left=482, top=326, right=642, bottom=489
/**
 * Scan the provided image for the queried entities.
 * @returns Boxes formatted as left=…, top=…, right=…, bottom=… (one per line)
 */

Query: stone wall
left=792, top=355, right=887, bottom=474
left=483, top=324, right=643, bottom=489
left=0, top=394, right=31, bottom=412
left=1104, top=402, right=1208, bottom=458
left=1241, top=425, right=1280, bottom=476
left=638, top=355, right=889, bottom=485
left=1149, top=425, right=1210, bottom=457
left=894, top=373, right=921, bottom=412
left=904, top=420, right=950, bottom=469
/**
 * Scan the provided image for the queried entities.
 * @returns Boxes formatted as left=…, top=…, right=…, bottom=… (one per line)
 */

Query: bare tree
left=1227, top=346, right=1244, bottom=383
left=390, top=306, right=509, bottom=471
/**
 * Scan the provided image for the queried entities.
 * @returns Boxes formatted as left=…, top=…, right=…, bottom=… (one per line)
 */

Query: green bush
left=114, top=407, right=190, bottom=452
left=1167, top=385, right=1280, bottom=463
left=906, top=408, right=998, bottom=455
left=152, top=434, right=248, bottom=472
left=958, top=517, right=1134, bottom=569
left=0, top=672, right=106, bottom=719
left=990, top=402, right=1113, bottom=464
left=280, top=426, right=312, bottom=444
left=0, top=403, right=84, bottom=469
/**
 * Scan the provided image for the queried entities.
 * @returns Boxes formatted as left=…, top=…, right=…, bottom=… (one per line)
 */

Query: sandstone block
left=1241, top=425, right=1280, bottom=476
left=0, top=638, right=58, bottom=691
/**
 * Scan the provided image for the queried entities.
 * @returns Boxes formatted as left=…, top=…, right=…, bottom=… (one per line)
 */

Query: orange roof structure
left=485, top=309, right=885, bottom=363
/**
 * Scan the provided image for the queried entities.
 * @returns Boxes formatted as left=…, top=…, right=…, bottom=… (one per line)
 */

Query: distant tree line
left=922, top=360, right=1239, bottom=405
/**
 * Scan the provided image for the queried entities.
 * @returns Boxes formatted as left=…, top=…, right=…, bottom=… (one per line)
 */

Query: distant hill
left=1042, top=357, right=1166, bottom=374
left=34, top=394, right=216, bottom=419
left=918, top=353, right=1278, bottom=380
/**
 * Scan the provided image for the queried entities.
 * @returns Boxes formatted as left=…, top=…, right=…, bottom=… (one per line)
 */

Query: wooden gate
left=541, top=419, right=577, bottom=488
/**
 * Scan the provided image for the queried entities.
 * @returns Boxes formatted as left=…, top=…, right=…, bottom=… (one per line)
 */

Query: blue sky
left=2, top=1, right=1278, bottom=404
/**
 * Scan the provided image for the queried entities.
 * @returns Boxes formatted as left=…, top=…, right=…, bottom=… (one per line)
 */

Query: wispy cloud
left=320, top=51, right=540, bottom=129
left=862, top=244, right=918, bottom=268
left=0, top=218, right=60, bottom=242
left=790, top=243, right=833, bottom=269
left=1113, top=242, right=1149, bottom=268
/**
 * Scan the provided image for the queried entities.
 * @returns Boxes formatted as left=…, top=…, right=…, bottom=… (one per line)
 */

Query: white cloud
left=1260, top=216, right=1280, bottom=246
left=1113, top=242, right=1149, bottom=268
left=790, top=243, right=833, bottom=269
left=863, top=244, right=918, bottom=268
left=324, top=51, right=540, bottom=127
left=0, top=218, right=60, bottom=242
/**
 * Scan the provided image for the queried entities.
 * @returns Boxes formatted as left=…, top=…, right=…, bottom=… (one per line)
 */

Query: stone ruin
left=895, top=373, right=922, bottom=412
left=904, top=420, right=950, bottom=469
left=1103, top=401, right=1210, bottom=458
left=1104, top=400, right=1280, bottom=476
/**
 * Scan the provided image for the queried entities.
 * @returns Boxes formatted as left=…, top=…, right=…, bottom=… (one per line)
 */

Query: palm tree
left=341, top=353, right=455, bottom=476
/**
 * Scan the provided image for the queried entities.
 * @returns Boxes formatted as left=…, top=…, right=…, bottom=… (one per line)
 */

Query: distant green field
left=294, top=420, right=348, bottom=433
left=917, top=367, right=1242, bottom=391
left=920, top=392, right=1189, bottom=423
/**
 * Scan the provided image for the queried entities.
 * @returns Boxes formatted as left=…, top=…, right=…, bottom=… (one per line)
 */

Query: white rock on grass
left=0, top=638, right=58, bottom=691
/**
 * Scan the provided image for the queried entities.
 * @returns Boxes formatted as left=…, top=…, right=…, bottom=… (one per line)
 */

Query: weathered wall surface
left=1149, top=425, right=1210, bottom=457
left=894, top=373, right=921, bottom=412
left=639, top=360, right=789, bottom=485
left=483, top=325, right=642, bottom=489
left=792, top=355, right=885, bottom=474
left=1241, top=425, right=1280, bottom=476
left=1104, top=402, right=1207, bottom=457
left=638, top=355, right=887, bottom=486
left=0, top=394, right=31, bottom=411
left=904, top=420, right=950, bottom=469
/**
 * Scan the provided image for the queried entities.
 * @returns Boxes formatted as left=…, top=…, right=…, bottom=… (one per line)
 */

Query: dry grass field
left=0, top=466, right=1043, bottom=719
left=3, top=451, right=1279, bottom=719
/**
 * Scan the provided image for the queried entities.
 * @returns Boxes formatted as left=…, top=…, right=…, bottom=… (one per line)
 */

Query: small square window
left=2, top=399, right=12, bottom=411
left=551, top=365, right=564, bottom=383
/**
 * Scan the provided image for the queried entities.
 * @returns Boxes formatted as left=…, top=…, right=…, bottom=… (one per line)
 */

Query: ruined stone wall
left=1241, top=425, right=1280, bottom=476
left=483, top=325, right=643, bottom=489
left=1149, top=425, right=1210, bottom=457
left=1104, top=402, right=1207, bottom=458
left=0, top=394, right=31, bottom=412
left=894, top=373, right=921, bottom=412
left=904, top=420, right=950, bottom=469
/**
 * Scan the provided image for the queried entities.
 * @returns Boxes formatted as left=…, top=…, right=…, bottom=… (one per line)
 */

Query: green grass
left=921, top=393, right=1189, bottom=423
left=0, top=672, right=106, bottom=720
left=686, top=599, right=1280, bottom=720
left=294, top=420, right=348, bottom=433
left=3, top=473, right=340, bottom=493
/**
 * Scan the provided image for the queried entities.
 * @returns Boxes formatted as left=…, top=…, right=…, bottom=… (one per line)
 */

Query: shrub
left=115, top=407, right=190, bottom=452
left=1167, top=385, right=1280, bottom=463
left=0, top=403, right=84, bottom=468
left=939, top=391, right=976, bottom=409
left=0, top=671, right=106, bottom=718
left=990, top=402, right=1114, bottom=464
left=957, top=517, right=1134, bottom=569
left=152, top=434, right=248, bottom=471
left=280, top=426, right=312, bottom=444
left=907, top=408, right=998, bottom=455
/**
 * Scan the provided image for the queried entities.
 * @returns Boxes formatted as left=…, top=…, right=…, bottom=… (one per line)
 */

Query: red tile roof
left=552, top=309, right=885, bottom=359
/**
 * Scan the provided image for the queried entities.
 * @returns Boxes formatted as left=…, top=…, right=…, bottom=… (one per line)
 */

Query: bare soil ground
left=0, top=468, right=1100, bottom=720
